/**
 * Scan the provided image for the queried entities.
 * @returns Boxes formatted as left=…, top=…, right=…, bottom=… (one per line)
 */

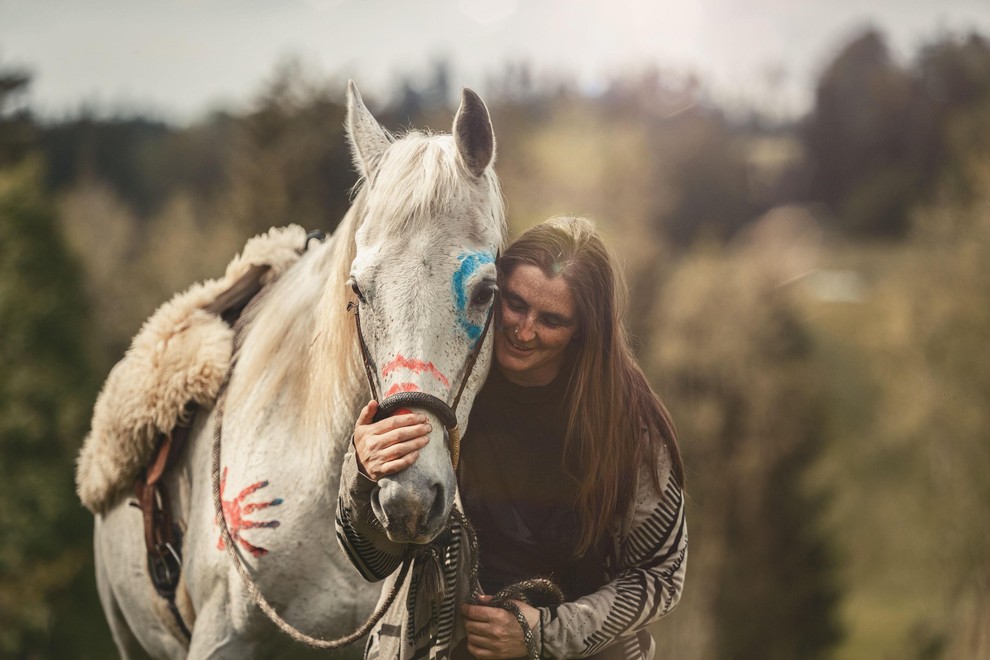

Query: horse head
left=345, top=82, right=504, bottom=544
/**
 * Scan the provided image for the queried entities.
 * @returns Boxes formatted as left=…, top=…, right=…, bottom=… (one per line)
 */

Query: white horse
left=91, top=82, right=505, bottom=658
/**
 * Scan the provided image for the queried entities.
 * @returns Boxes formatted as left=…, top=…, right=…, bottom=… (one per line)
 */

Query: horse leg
left=95, top=501, right=189, bottom=659
left=95, top=534, right=151, bottom=660
left=185, top=592, right=265, bottom=659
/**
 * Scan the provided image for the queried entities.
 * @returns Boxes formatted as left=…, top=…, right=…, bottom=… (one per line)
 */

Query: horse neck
left=228, top=197, right=366, bottom=459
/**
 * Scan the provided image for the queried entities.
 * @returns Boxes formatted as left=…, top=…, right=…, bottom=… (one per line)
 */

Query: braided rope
left=211, top=358, right=412, bottom=649
left=453, top=509, right=564, bottom=660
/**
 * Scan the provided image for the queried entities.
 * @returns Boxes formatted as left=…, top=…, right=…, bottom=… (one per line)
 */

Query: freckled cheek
left=546, top=328, right=575, bottom=350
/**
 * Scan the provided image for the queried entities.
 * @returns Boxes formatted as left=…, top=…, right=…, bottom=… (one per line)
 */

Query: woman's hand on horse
left=353, top=400, right=432, bottom=481
left=461, top=596, right=539, bottom=659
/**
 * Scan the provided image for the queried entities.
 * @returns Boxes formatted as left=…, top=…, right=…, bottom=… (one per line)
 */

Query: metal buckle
left=148, top=536, right=182, bottom=596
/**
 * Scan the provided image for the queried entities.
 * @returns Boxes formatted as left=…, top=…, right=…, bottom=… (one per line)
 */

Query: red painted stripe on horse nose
left=384, top=382, right=420, bottom=398
left=381, top=354, right=450, bottom=387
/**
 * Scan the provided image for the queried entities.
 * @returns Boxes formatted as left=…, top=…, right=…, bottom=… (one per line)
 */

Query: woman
left=337, top=217, right=687, bottom=659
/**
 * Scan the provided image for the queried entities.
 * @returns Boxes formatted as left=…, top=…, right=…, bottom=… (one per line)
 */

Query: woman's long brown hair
left=500, top=217, right=684, bottom=556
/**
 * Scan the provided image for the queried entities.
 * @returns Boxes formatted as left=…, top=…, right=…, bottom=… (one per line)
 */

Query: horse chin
left=386, top=528, right=442, bottom=546
left=375, top=501, right=452, bottom=545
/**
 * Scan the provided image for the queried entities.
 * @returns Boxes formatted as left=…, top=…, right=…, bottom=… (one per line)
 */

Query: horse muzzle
left=371, top=461, right=453, bottom=544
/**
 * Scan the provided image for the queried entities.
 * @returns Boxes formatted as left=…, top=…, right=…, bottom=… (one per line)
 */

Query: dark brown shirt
left=457, top=363, right=608, bottom=602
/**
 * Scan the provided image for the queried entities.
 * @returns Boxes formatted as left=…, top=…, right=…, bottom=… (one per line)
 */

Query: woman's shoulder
left=617, top=435, right=681, bottom=538
left=635, top=422, right=676, bottom=482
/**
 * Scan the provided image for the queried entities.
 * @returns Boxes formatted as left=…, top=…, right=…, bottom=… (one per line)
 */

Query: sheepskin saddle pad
left=76, top=225, right=308, bottom=514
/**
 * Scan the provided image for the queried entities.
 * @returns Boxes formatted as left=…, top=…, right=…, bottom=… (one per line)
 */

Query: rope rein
left=211, top=358, right=414, bottom=649
left=454, top=508, right=565, bottom=660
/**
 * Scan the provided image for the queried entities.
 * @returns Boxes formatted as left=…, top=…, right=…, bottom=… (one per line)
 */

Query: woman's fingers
left=378, top=434, right=429, bottom=463
left=354, top=408, right=432, bottom=480
left=368, top=440, right=425, bottom=479
left=356, top=399, right=378, bottom=427
left=366, top=422, right=431, bottom=452
left=377, top=449, right=422, bottom=477
left=370, top=411, right=428, bottom=434
left=461, top=602, right=536, bottom=658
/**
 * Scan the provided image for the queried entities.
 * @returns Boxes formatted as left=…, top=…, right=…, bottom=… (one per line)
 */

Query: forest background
left=1, top=21, right=989, bottom=660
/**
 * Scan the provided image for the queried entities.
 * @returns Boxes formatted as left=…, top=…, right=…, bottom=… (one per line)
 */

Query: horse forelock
left=358, top=131, right=506, bottom=247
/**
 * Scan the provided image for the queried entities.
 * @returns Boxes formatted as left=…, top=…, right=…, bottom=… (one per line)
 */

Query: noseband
left=350, top=295, right=496, bottom=469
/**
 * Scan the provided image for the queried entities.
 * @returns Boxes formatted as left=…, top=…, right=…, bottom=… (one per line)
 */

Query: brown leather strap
left=137, top=419, right=193, bottom=562
left=203, top=264, right=270, bottom=324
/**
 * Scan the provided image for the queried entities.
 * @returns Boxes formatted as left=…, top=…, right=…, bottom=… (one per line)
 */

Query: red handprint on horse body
left=216, top=467, right=282, bottom=557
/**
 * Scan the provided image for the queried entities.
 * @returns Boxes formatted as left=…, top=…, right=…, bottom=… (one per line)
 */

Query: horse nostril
left=370, top=481, right=388, bottom=524
left=428, top=483, right=445, bottom=526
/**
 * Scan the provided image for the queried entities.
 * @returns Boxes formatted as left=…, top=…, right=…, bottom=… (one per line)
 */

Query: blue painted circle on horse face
left=452, top=250, right=495, bottom=343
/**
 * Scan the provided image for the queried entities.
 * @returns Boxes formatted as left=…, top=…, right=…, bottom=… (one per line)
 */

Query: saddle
left=76, top=224, right=309, bottom=514
left=76, top=224, right=314, bottom=636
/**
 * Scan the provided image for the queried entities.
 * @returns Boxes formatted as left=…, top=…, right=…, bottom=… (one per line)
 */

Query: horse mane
left=227, top=194, right=365, bottom=439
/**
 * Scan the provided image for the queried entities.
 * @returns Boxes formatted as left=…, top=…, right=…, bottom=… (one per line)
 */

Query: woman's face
left=494, top=264, right=579, bottom=387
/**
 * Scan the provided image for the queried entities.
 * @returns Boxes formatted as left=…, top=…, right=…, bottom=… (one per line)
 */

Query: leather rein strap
left=351, top=294, right=496, bottom=470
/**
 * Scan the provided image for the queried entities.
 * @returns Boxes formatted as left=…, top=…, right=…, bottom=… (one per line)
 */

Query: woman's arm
left=460, top=446, right=687, bottom=658
left=334, top=400, right=433, bottom=581
left=538, top=450, right=687, bottom=658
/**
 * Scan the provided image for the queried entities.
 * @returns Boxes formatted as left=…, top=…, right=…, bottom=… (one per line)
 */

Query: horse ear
left=453, top=88, right=495, bottom=178
left=346, top=80, right=391, bottom=179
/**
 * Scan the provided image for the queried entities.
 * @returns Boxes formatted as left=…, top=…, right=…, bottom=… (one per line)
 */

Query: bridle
left=349, top=288, right=497, bottom=470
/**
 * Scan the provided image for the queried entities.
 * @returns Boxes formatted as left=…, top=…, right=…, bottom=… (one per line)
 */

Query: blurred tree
left=0, top=62, right=35, bottom=168
left=648, top=213, right=843, bottom=659
left=658, top=113, right=759, bottom=246
left=916, top=33, right=990, bottom=202
left=40, top=116, right=172, bottom=216
left=392, top=58, right=454, bottom=124
left=0, top=158, right=113, bottom=657
left=903, top=150, right=990, bottom=660
left=223, top=59, right=356, bottom=236
left=918, top=32, right=990, bottom=109
left=603, top=68, right=760, bottom=247
left=803, top=28, right=938, bottom=237
left=393, top=79, right=426, bottom=124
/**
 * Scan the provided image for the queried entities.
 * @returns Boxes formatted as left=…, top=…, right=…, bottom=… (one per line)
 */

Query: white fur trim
left=76, top=225, right=307, bottom=513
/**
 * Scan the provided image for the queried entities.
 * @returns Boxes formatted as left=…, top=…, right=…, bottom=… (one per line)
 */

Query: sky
left=2, top=0, right=990, bottom=123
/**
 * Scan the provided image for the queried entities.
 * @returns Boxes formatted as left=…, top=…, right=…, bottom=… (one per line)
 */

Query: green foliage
left=0, top=159, right=112, bottom=656
left=0, top=64, right=35, bottom=168
left=227, top=61, right=356, bottom=236
left=40, top=117, right=174, bottom=215
left=804, top=29, right=990, bottom=239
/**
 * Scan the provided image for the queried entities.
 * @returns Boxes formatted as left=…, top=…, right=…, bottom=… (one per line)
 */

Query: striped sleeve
left=335, top=446, right=406, bottom=582
left=536, top=448, right=688, bottom=658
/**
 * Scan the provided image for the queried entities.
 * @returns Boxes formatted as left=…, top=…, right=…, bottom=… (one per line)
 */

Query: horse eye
left=470, top=281, right=497, bottom=307
left=347, top=277, right=366, bottom=304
